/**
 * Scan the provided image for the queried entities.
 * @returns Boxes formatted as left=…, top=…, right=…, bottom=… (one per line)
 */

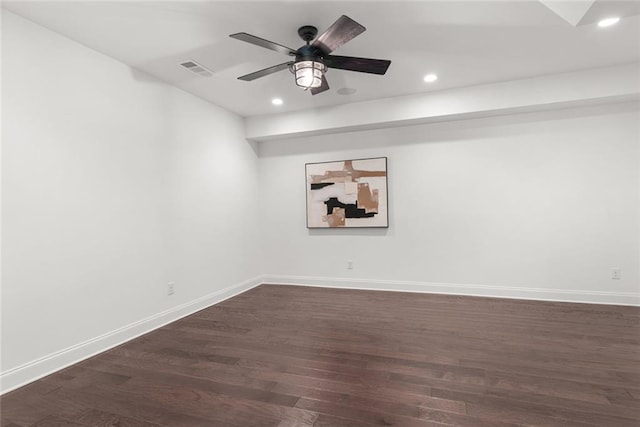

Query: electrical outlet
left=167, top=281, right=175, bottom=295
left=347, top=260, right=353, bottom=270
left=611, top=269, right=621, bottom=280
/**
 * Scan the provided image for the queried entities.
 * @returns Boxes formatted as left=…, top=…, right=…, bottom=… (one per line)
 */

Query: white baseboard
left=262, top=275, right=640, bottom=306
left=0, top=275, right=265, bottom=395
left=3, top=274, right=637, bottom=395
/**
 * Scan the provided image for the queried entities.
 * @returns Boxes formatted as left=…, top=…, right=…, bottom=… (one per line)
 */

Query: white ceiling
left=4, top=1, right=640, bottom=117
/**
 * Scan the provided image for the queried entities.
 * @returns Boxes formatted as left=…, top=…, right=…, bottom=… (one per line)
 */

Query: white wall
left=1, top=11, right=261, bottom=390
left=258, top=102, right=640, bottom=304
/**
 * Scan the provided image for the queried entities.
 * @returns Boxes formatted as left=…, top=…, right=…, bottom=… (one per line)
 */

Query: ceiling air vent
left=180, top=60, right=213, bottom=77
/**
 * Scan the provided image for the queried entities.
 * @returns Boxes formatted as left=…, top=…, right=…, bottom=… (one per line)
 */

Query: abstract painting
left=306, top=157, right=388, bottom=228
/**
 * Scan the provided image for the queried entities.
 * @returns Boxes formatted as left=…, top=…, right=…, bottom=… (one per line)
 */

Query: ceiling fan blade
left=230, top=32, right=297, bottom=56
left=312, top=15, right=365, bottom=54
left=237, top=62, right=293, bottom=81
left=324, top=55, right=391, bottom=75
left=311, top=75, right=330, bottom=95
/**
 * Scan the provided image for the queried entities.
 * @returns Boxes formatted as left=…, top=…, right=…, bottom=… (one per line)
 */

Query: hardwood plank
left=312, top=414, right=379, bottom=426
left=30, top=417, right=84, bottom=427
left=271, top=381, right=467, bottom=414
left=54, top=384, right=251, bottom=427
left=73, top=408, right=162, bottom=426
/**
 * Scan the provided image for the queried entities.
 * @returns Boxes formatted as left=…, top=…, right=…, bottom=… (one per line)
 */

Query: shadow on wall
left=257, top=101, right=640, bottom=157
left=129, top=67, right=164, bottom=83
left=308, top=227, right=389, bottom=237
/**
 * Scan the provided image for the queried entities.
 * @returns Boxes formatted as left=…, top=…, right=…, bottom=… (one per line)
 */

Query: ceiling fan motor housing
left=295, top=26, right=325, bottom=67
left=295, top=44, right=325, bottom=63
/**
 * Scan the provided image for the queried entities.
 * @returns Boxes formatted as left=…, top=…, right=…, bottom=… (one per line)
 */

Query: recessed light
left=271, top=98, right=283, bottom=106
left=598, top=17, right=620, bottom=28
left=423, top=73, right=438, bottom=83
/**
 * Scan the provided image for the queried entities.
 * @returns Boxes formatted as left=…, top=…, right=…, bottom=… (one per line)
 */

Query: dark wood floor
left=2, top=285, right=639, bottom=426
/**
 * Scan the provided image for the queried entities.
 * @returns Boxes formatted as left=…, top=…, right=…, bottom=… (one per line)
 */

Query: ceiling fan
left=229, top=15, right=391, bottom=95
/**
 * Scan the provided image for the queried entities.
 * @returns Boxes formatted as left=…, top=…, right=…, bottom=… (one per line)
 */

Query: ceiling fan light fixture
left=292, top=60, right=326, bottom=89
